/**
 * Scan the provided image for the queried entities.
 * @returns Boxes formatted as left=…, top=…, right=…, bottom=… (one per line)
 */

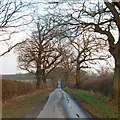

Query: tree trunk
left=36, top=64, right=41, bottom=87
left=42, top=75, right=47, bottom=84
left=113, top=60, right=120, bottom=102
left=93, top=23, right=120, bottom=102
left=110, top=40, right=120, bottom=102
left=76, top=64, right=80, bottom=88
left=112, top=57, right=120, bottom=103
left=36, top=52, right=42, bottom=87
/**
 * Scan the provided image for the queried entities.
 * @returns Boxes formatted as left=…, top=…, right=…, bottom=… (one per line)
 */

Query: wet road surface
left=37, top=88, right=92, bottom=119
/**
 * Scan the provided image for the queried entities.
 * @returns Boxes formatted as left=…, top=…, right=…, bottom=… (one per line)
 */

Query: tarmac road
left=37, top=88, right=92, bottom=119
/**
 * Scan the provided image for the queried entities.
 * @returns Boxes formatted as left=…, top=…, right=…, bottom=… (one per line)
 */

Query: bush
left=99, top=78, right=113, bottom=96
left=2, top=79, right=36, bottom=104
left=80, top=75, right=113, bottom=97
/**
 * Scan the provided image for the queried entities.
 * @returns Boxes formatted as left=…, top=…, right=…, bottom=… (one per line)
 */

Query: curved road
left=37, top=87, right=92, bottom=119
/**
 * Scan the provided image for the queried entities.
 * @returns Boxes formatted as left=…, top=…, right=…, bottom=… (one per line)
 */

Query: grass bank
left=2, top=89, right=53, bottom=118
left=64, top=88, right=118, bottom=118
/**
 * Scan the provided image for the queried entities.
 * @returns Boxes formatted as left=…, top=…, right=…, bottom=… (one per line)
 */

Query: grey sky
left=0, top=50, right=18, bottom=74
left=0, top=0, right=118, bottom=74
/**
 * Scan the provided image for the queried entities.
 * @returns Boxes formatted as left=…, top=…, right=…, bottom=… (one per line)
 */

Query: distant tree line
left=2, top=73, right=36, bottom=81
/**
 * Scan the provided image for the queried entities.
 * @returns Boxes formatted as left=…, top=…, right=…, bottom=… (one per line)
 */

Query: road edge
left=64, top=89, right=96, bottom=118
left=23, top=94, right=50, bottom=118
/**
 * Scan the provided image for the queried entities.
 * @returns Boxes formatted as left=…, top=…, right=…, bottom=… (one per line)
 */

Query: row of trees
left=15, top=18, right=109, bottom=88
left=0, top=0, right=119, bottom=101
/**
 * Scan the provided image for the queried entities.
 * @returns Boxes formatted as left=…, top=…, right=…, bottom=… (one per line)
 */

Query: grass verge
left=2, top=89, right=54, bottom=118
left=64, top=88, right=118, bottom=118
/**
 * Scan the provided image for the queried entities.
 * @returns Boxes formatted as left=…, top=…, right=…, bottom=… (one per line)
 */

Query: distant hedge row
left=80, top=76, right=113, bottom=97
left=2, top=79, right=36, bottom=104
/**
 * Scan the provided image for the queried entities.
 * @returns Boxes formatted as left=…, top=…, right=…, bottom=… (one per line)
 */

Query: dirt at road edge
left=23, top=96, right=49, bottom=118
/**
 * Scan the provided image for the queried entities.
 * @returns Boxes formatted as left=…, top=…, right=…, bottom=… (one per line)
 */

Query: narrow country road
left=37, top=81, right=92, bottom=119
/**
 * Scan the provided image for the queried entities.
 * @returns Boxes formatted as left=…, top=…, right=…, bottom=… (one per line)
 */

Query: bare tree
left=0, top=0, right=33, bottom=28
left=15, top=17, right=68, bottom=87
left=50, top=0, right=120, bottom=101
left=76, top=0, right=120, bottom=101
left=0, top=0, right=36, bottom=56
left=67, top=30, right=110, bottom=88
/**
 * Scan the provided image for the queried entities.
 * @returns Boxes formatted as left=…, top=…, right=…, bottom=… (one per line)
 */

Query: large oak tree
left=15, top=16, right=69, bottom=87
left=80, top=0, right=120, bottom=101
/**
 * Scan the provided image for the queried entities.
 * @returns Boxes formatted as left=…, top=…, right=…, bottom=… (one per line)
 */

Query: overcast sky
left=0, top=1, right=46, bottom=74
left=0, top=32, right=28, bottom=74
left=0, top=0, right=118, bottom=75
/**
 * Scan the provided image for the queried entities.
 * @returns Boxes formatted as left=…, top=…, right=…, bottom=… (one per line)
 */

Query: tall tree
left=54, top=0, right=119, bottom=101
left=79, top=0, right=120, bottom=101
left=15, top=17, right=67, bottom=87
left=68, top=30, right=109, bottom=88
